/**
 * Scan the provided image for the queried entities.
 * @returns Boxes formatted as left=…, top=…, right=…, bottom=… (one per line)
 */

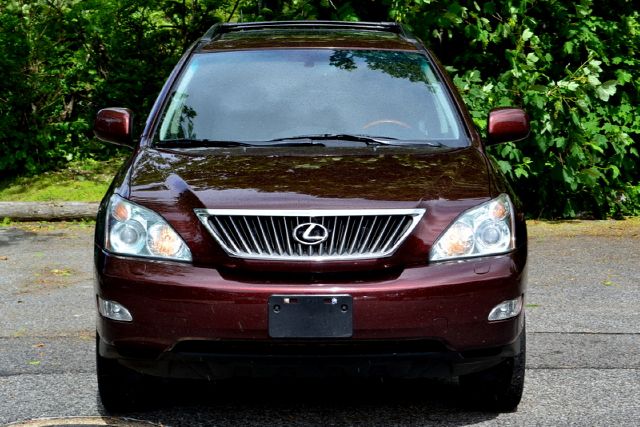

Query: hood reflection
left=129, top=147, right=490, bottom=208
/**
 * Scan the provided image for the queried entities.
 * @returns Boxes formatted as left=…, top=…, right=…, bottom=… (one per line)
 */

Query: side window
left=159, top=63, right=199, bottom=140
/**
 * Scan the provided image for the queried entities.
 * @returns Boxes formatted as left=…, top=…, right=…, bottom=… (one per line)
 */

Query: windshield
left=156, top=49, right=468, bottom=147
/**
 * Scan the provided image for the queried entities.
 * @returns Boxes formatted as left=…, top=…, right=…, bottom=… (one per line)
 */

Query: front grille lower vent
left=194, top=209, right=425, bottom=261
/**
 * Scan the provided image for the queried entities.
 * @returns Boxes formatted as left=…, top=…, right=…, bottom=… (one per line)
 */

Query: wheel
left=459, top=326, right=526, bottom=412
left=96, top=334, right=155, bottom=412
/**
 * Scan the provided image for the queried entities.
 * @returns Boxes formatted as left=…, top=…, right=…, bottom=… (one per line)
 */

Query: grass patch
left=0, top=157, right=126, bottom=202
left=0, top=220, right=95, bottom=230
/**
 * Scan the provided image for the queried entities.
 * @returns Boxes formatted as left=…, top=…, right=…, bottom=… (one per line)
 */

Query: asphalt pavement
left=0, top=221, right=639, bottom=426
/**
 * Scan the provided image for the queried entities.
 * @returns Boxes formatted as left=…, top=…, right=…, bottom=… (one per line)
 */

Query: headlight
left=105, top=194, right=192, bottom=262
left=430, top=194, right=515, bottom=261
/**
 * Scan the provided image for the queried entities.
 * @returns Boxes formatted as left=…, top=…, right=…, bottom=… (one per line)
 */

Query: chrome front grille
left=194, top=209, right=425, bottom=261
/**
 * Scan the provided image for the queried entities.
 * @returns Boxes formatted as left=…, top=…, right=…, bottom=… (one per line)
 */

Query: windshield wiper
left=268, top=134, right=445, bottom=147
left=158, top=136, right=447, bottom=149
left=158, top=139, right=326, bottom=148
left=159, top=139, right=253, bottom=148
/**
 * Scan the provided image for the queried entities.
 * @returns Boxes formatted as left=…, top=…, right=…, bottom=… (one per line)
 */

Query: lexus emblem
left=292, top=222, right=329, bottom=245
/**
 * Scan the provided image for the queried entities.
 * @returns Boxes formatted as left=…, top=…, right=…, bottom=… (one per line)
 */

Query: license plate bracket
left=268, top=295, right=353, bottom=338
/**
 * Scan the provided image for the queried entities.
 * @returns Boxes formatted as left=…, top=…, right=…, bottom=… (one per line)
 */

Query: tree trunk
left=0, top=202, right=99, bottom=221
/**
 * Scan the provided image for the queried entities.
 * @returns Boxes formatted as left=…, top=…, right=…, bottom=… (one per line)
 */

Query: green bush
left=394, top=0, right=640, bottom=218
left=0, top=0, right=225, bottom=175
left=1, top=0, right=638, bottom=218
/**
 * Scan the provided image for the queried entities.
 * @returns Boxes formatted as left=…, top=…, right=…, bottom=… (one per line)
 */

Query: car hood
left=126, top=146, right=492, bottom=210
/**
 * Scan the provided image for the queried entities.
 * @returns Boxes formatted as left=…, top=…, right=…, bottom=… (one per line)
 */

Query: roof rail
left=202, top=20, right=407, bottom=41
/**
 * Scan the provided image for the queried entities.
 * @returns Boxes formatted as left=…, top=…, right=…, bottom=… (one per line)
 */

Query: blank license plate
left=268, top=295, right=353, bottom=338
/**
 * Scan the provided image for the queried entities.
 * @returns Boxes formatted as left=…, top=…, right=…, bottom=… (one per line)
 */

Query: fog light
left=488, top=296, right=523, bottom=321
left=98, top=297, right=133, bottom=322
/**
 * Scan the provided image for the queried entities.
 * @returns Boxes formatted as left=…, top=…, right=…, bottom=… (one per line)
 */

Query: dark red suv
left=94, top=21, right=529, bottom=412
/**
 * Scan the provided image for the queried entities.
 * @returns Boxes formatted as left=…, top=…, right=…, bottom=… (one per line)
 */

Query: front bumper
left=95, top=247, right=526, bottom=378
left=98, top=332, right=524, bottom=379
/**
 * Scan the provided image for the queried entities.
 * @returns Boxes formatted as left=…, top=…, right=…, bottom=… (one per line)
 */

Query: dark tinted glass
left=157, top=49, right=468, bottom=146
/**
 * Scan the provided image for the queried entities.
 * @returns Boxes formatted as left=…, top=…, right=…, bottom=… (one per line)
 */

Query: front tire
left=96, top=334, right=155, bottom=412
left=459, top=326, right=526, bottom=412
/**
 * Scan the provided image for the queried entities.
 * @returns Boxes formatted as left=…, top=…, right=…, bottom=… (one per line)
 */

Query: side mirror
left=94, top=108, right=135, bottom=147
left=486, top=107, right=530, bottom=145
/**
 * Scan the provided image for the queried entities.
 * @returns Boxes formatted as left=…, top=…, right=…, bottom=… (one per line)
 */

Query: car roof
left=198, top=21, right=421, bottom=52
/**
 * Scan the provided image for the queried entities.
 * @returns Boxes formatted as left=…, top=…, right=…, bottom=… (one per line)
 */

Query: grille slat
left=348, top=216, right=365, bottom=255
left=338, top=216, right=350, bottom=255
left=318, top=217, right=325, bottom=256
left=369, top=216, right=392, bottom=254
left=229, top=217, right=252, bottom=254
left=213, top=217, right=240, bottom=253
left=195, top=209, right=425, bottom=261
left=382, top=217, right=409, bottom=253
left=283, top=218, right=293, bottom=255
left=244, top=217, right=262, bottom=254
left=269, top=217, right=283, bottom=255
left=256, top=217, right=273, bottom=255
left=360, top=216, right=378, bottom=254
left=329, top=216, right=337, bottom=255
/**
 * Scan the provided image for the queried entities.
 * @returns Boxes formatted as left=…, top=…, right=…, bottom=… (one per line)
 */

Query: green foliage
left=389, top=0, right=640, bottom=218
left=0, top=0, right=638, bottom=218
left=0, top=0, right=227, bottom=177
